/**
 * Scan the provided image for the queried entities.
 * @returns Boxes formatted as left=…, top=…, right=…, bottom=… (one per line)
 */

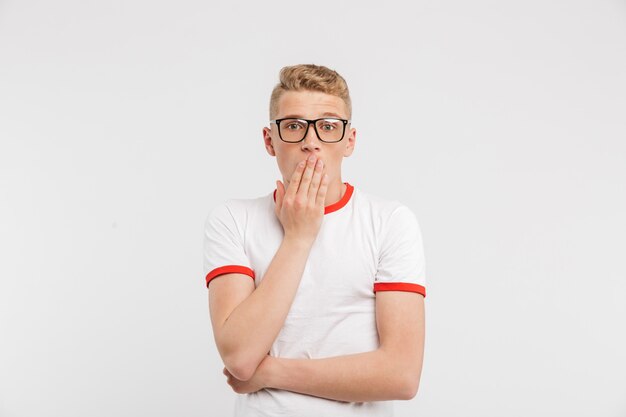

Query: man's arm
left=209, top=156, right=328, bottom=381
left=260, top=290, right=425, bottom=402
left=210, top=236, right=313, bottom=381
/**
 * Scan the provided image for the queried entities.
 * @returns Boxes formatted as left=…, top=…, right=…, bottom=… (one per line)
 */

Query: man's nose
left=301, top=124, right=321, bottom=151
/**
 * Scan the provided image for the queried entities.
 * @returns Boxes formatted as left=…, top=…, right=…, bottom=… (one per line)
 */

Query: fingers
left=284, top=155, right=326, bottom=208
left=297, top=155, right=317, bottom=199
left=315, top=172, right=329, bottom=208
left=285, top=159, right=306, bottom=200
left=307, top=157, right=324, bottom=203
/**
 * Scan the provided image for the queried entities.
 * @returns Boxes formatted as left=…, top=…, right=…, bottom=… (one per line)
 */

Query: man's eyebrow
left=280, top=112, right=343, bottom=119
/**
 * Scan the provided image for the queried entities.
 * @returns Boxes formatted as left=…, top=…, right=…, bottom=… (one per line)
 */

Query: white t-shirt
left=203, top=182, right=426, bottom=417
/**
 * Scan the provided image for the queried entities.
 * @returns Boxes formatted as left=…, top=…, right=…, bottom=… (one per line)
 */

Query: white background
left=1, top=1, right=625, bottom=416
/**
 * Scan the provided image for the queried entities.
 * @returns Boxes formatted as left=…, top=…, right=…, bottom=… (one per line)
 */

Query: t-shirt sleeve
left=374, top=204, right=426, bottom=297
left=203, top=201, right=255, bottom=289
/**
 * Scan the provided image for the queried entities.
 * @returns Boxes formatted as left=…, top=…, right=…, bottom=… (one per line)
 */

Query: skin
left=220, top=89, right=425, bottom=401
left=262, top=90, right=356, bottom=211
left=209, top=91, right=349, bottom=382
left=211, top=153, right=329, bottom=381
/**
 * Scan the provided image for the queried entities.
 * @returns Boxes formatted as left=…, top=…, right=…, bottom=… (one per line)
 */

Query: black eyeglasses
left=270, top=117, right=351, bottom=143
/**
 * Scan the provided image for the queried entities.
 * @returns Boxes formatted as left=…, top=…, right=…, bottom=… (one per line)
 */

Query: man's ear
left=263, top=127, right=276, bottom=156
left=343, top=127, right=356, bottom=157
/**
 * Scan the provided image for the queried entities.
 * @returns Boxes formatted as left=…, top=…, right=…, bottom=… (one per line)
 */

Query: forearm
left=264, top=348, right=415, bottom=402
left=219, top=237, right=312, bottom=379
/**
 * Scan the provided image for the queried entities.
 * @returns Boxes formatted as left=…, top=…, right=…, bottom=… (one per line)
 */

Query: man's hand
left=275, top=154, right=328, bottom=244
left=223, top=354, right=273, bottom=394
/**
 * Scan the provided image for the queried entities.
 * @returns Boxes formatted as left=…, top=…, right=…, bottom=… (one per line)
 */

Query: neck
left=324, top=180, right=346, bottom=208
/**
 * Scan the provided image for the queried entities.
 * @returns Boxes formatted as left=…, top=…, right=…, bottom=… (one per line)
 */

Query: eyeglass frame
left=269, top=117, right=351, bottom=143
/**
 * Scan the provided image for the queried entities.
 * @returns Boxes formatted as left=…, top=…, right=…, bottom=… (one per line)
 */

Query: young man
left=203, top=64, right=426, bottom=416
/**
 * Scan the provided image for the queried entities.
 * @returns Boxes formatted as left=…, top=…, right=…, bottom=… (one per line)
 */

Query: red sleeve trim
left=373, top=282, right=426, bottom=297
left=205, top=265, right=256, bottom=288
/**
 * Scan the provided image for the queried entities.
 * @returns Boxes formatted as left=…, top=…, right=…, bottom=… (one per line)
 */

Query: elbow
left=227, top=363, right=255, bottom=382
left=400, top=378, right=419, bottom=400
left=218, top=339, right=257, bottom=381
left=223, top=353, right=261, bottom=382
left=397, top=368, right=421, bottom=400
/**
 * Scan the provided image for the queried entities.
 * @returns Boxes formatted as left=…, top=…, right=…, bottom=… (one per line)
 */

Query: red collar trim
left=273, top=182, right=354, bottom=215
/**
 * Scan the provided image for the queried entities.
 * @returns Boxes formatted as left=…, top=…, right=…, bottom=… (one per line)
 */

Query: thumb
left=275, top=180, right=285, bottom=209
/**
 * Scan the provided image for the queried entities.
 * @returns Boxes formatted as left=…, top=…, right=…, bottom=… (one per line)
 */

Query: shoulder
left=353, top=187, right=419, bottom=226
left=204, top=192, right=273, bottom=228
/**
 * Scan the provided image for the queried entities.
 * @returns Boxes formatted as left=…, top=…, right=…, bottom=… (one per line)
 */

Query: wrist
left=282, top=235, right=314, bottom=250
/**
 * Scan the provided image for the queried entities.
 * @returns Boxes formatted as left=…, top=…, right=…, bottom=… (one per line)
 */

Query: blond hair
left=269, top=64, right=352, bottom=120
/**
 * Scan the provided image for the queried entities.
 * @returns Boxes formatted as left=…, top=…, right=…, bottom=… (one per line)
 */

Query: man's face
left=262, top=90, right=356, bottom=188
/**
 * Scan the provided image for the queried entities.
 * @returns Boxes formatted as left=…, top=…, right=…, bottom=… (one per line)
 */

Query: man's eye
left=286, top=123, right=303, bottom=130
left=321, top=124, right=336, bottom=131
